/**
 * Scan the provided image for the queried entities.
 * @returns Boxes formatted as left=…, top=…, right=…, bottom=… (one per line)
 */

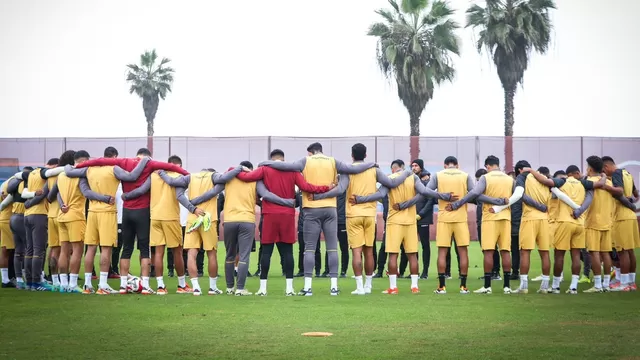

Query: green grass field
left=1, top=243, right=639, bottom=360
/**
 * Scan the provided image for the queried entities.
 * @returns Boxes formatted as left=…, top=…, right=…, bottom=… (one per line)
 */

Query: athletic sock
left=410, top=274, right=418, bottom=289
left=484, top=272, right=492, bottom=289
left=364, top=275, right=372, bottom=289
left=630, top=273, right=636, bottom=284
left=209, top=277, right=218, bottom=290
left=552, top=276, right=561, bottom=289
left=41, top=271, right=45, bottom=283
left=285, top=278, right=294, bottom=293
left=304, top=277, right=312, bottom=290
left=460, top=274, right=467, bottom=288
left=330, top=277, right=338, bottom=289
left=621, top=273, right=629, bottom=285
left=99, top=272, right=108, bottom=288
left=503, top=271, right=511, bottom=288
left=156, top=276, right=165, bottom=289
left=355, top=276, right=364, bottom=291
left=178, top=275, right=186, bottom=288
left=438, top=273, right=446, bottom=288
left=52, top=274, right=60, bottom=287
left=258, top=279, right=267, bottom=292
left=190, top=277, right=201, bottom=291
left=141, top=276, right=150, bottom=289
left=389, top=274, right=397, bottom=289
left=593, top=275, right=602, bottom=289
left=1, top=268, right=9, bottom=283
left=84, top=272, right=92, bottom=288
left=69, top=273, right=79, bottom=288
left=60, top=274, right=69, bottom=288
left=120, top=276, right=128, bottom=289
left=603, top=275, right=611, bottom=288
left=519, top=274, right=528, bottom=290
left=614, top=267, right=621, bottom=279
left=540, top=275, right=550, bottom=290
left=570, top=274, right=579, bottom=289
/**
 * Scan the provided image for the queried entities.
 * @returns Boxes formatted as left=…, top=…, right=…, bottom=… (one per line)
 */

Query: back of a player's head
left=391, top=159, right=404, bottom=171
left=514, top=160, right=531, bottom=175
left=209, top=168, right=216, bottom=173
left=484, top=155, right=499, bottom=168
left=306, top=142, right=322, bottom=154
left=602, top=156, right=615, bottom=164
left=475, top=168, right=487, bottom=179
left=537, top=166, right=550, bottom=178
left=136, top=148, right=152, bottom=157
left=586, top=155, right=603, bottom=173
left=74, top=150, right=91, bottom=162
left=444, top=156, right=458, bottom=166
left=23, top=166, right=34, bottom=171
left=167, top=155, right=182, bottom=166
left=553, top=170, right=566, bottom=178
left=351, top=143, right=367, bottom=161
left=565, top=165, right=580, bottom=176
left=104, top=146, right=119, bottom=158
left=270, top=149, right=285, bottom=160
left=46, top=158, right=59, bottom=166
left=58, top=150, right=76, bottom=167
left=240, top=161, right=253, bottom=170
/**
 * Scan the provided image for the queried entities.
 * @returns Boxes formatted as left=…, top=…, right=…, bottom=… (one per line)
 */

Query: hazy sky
left=1, top=0, right=639, bottom=138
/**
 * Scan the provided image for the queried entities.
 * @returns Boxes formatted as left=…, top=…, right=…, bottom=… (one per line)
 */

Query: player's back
left=347, top=167, right=377, bottom=217
left=25, top=169, right=48, bottom=216
left=585, top=176, right=614, bottom=230
left=12, top=181, right=25, bottom=215
left=302, top=154, right=337, bottom=208
left=387, top=174, right=416, bottom=225
left=436, top=168, right=468, bottom=223
left=46, top=175, right=60, bottom=219
left=614, top=169, right=637, bottom=222
left=556, top=178, right=586, bottom=225
left=522, top=173, right=551, bottom=220
left=188, top=171, right=218, bottom=222
left=483, top=171, right=513, bottom=221
left=150, top=172, right=179, bottom=221
left=262, top=166, right=296, bottom=199
left=224, top=175, right=257, bottom=223
left=87, top=166, right=119, bottom=213
left=57, top=173, right=86, bottom=222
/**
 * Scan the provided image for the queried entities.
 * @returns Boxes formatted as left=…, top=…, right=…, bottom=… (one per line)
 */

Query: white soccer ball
left=127, top=276, right=143, bottom=294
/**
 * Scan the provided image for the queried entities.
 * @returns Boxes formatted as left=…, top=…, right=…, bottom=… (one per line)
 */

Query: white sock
left=603, top=275, right=611, bottom=288
left=141, top=276, right=150, bottom=288
left=552, top=276, right=561, bottom=289
left=594, top=275, right=602, bottom=289
left=304, top=277, right=312, bottom=290
left=120, top=276, right=128, bottom=289
left=364, top=275, right=372, bottom=289
left=84, top=272, right=92, bottom=288
left=17, top=276, right=24, bottom=283
left=410, top=274, right=419, bottom=288
left=60, top=274, right=69, bottom=288
left=560, top=271, right=564, bottom=280
left=258, top=279, right=267, bottom=292
left=389, top=274, right=397, bottom=289
left=330, top=277, right=338, bottom=289
left=210, top=277, right=218, bottom=290
left=570, top=274, right=579, bottom=289
left=630, top=273, right=636, bottom=284
left=615, top=267, right=621, bottom=278
left=156, top=276, right=165, bottom=289
left=621, top=273, right=629, bottom=285
left=285, top=278, right=294, bottom=292
left=178, top=275, right=186, bottom=288
left=1, top=268, right=8, bottom=283
left=355, top=275, right=363, bottom=290
left=520, top=274, right=528, bottom=290
left=70, top=273, right=79, bottom=288
left=99, top=272, right=108, bottom=288
left=540, top=275, right=550, bottom=289
left=234, top=266, right=238, bottom=272
left=41, top=271, right=45, bottom=283
left=52, top=274, right=60, bottom=286
left=191, top=277, right=201, bottom=291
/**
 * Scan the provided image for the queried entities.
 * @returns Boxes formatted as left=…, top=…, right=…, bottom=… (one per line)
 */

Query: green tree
left=466, top=0, right=555, bottom=171
left=368, top=0, right=460, bottom=160
left=126, top=49, right=175, bottom=153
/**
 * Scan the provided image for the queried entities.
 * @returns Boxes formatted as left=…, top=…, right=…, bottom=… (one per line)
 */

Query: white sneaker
left=208, top=288, right=223, bottom=295
left=285, top=290, right=296, bottom=296
left=512, top=288, right=528, bottom=294
left=351, top=288, right=365, bottom=295
left=565, top=288, right=578, bottom=295
left=583, top=286, right=603, bottom=293
left=193, top=289, right=202, bottom=296
left=225, top=288, right=235, bottom=295
left=364, top=287, right=372, bottom=294
left=531, top=275, right=543, bottom=282
left=474, top=287, right=492, bottom=294
left=536, top=288, right=550, bottom=294
left=549, top=288, right=561, bottom=294
left=503, top=287, right=512, bottom=294
left=235, top=289, right=253, bottom=296
left=255, top=290, right=267, bottom=296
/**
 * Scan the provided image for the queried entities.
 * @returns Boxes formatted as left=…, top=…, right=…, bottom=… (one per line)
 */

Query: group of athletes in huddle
left=0, top=141, right=638, bottom=296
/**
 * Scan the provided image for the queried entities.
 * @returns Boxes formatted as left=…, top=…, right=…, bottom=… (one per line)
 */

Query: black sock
left=460, top=275, right=467, bottom=288
left=438, top=273, right=445, bottom=288
left=484, top=273, right=492, bottom=288
left=504, top=271, right=511, bottom=288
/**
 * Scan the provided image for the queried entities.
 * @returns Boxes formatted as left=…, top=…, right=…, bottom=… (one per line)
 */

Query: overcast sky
left=1, top=0, right=639, bottom=139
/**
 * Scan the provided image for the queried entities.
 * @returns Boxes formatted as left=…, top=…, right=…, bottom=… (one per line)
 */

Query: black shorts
left=121, top=207, right=151, bottom=259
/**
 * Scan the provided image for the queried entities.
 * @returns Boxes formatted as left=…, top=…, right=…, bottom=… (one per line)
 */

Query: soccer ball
left=127, top=276, right=143, bottom=294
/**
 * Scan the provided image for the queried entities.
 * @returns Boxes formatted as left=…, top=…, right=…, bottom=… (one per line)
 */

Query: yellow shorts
left=150, top=220, right=182, bottom=248
left=59, top=220, right=86, bottom=243
left=481, top=219, right=511, bottom=251
left=519, top=219, right=550, bottom=251
left=48, top=217, right=60, bottom=247
left=585, top=228, right=612, bottom=252
left=436, top=222, right=470, bottom=247
left=613, top=219, right=640, bottom=251
left=346, top=216, right=375, bottom=248
left=85, top=212, right=117, bottom=247
left=549, top=222, right=558, bottom=244
left=385, top=223, right=418, bottom=253
left=553, top=222, right=585, bottom=251
left=185, top=220, right=217, bottom=251
left=0, top=222, right=14, bottom=250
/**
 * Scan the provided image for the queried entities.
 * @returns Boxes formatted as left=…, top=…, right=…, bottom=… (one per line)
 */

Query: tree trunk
left=409, top=113, right=420, bottom=162
left=146, top=119, right=154, bottom=156
left=503, top=86, right=516, bottom=173
left=142, top=94, right=159, bottom=156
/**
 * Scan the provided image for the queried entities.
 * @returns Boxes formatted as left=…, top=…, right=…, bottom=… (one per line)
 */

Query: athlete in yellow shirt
left=0, top=177, right=15, bottom=287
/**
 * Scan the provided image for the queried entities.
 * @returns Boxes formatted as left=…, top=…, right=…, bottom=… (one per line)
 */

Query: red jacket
left=76, top=157, right=188, bottom=210
left=237, top=166, right=329, bottom=215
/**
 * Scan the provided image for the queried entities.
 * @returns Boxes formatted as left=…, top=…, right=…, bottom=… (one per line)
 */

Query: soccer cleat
left=235, top=289, right=252, bottom=296
left=141, top=287, right=156, bottom=295
left=67, top=286, right=83, bottom=294
left=351, top=289, right=365, bottom=295
left=578, top=275, right=591, bottom=284
left=177, top=285, right=193, bottom=294
left=491, top=274, right=502, bottom=281
left=97, top=286, right=119, bottom=295
left=187, top=216, right=204, bottom=233
left=16, top=281, right=26, bottom=290
left=364, top=287, right=372, bottom=294
left=531, top=275, right=543, bottom=282
left=255, top=290, right=268, bottom=296
left=202, top=212, right=212, bottom=232
left=602, top=287, right=610, bottom=293
left=474, top=287, right=492, bottom=294
left=119, top=286, right=127, bottom=294
left=630, top=284, right=637, bottom=291
left=225, top=288, right=235, bottom=295
left=512, top=288, right=528, bottom=294
left=609, top=282, right=625, bottom=291
left=537, top=288, right=550, bottom=294
left=59, top=286, right=67, bottom=293
left=285, top=291, right=296, bottom=296
left=1, top=282, right=16, bottom=288
left=549, top=288, right=561, bottom=294
left=298, top=288, right=313, bottom=296
left=610, top=284, right=631, bottom=292
left=193, top=289, right=202, bottom=296
left=330, top=288, right=340, bottom=296
left=503, top=287, right=512, bottom=294
left=382, top=287, right=399, bottom=295
left=459, top=286, right=469, bottom=294
left=583, top=286, right=603, bottom=293
left=411, top=287, right=420, bottom=294
left=207, top=288, right=222, bottom=295
left=108, top=272, right=120, bottom=279
left=566, top=288, right=578, bottom=294
left=156, top=287, right=168, bottom=295
left=35, top=282, right=54, bottom=291
left=82, top=285, right=95, bottom=294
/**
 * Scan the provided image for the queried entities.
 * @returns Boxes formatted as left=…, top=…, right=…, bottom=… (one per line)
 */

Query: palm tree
left=466, top=0, right=555, bottom=171
left=126, top=49, right=175, bottom=153
left=368, top=0, right=460, bottom=160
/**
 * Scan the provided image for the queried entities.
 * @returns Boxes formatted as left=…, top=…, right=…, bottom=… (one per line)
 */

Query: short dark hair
left=137, top=148, right=152, bottom=157
left=475, top=168, right=488, bottom=179
left=306, top=142, right=322, bottom=153
left=602, top=156, right=615, bottom=164
left=391, top=159, right=404, bottom=168
left=351, top=143, right=367, bottom=161
left=586, top=155, right=603, bottom=173
left=484, top=155, right=499, bottom=167
left=104, top=146, right=118, bottom=158
left=59, top=150, right=76, bottom=167
left=537, top=166, right=550, bottom=177
left=23, top=166, right=34, bottom=171
left=167, top=155, right=182, bottom=166
left=553, top=170, right=566, bottom=178
left=444, top=156, right=458, bottom=166
left=46, top=158, right=59, bottom=166
left=240, top=161, right=253, bottom=170
left=270, top=149, right=285, bottom=159
left=515, top=160, right=531, bottom=174
left=74, top=150, right=91, bottom=160
left=209, top=168, right=216, bottom=173
left=566, top=165, right=580, bottom=175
